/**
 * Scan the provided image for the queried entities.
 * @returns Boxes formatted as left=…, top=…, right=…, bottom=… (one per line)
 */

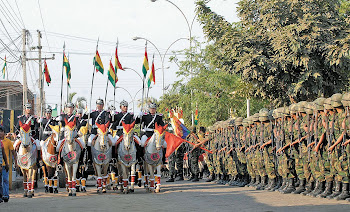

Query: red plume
left=123, top=121, right=135, bottom=133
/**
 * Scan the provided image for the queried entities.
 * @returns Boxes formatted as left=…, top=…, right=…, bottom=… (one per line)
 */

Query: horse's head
left=64, top=119, right=76, bottom=144
left=49, top=125, right=61, bottom=144
left=153, top=123, right=168, bottom=151
left=96, top=122, right=110, bottom=150
left=78, top=125, right=89, bottom=145
left=19, top=121, right=31, bottom=148
left=122, top=121, right=135, bottom=151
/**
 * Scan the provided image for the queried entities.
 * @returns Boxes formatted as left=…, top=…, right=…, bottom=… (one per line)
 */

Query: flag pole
left=67, top=53, right=70, bottom=104
left=114, top=39, right=119, bottom=109
left=60, top=43, right=65, bottom=113
left=88, top=38, right=99, bottom=129
left=140, top=41, right=147, bottom=113
left=104, top=56, right=111, bottom=109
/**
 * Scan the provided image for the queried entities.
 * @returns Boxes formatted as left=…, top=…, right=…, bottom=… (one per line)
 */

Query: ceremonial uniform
left=16, top=114, right=39, bottom=140
left=137, top=112, right=165, bottom=146
left=111, top=111, right=135, bottom=137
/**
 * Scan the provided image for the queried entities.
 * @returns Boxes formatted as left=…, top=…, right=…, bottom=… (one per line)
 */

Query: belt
left=142, top=128, right=154, bottom=132
left=43, top=131, right=52, bottom=135
left=116, top=126, right=123, bottom=130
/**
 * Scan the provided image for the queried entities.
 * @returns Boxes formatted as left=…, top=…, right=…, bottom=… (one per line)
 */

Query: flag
left=194, top=108, right=198, bottom=125
left=164, top=132, right=186, bottom=158
left=94, top=50, right=104, bottom=74
left=115, top=47, right=123, bottom=70
left=169, top=110, right=190, bottom=139
left=63, top=53, right=71, bottom=87
left=43, top=60, right=51, bottom=86
left=147, top=58, right=155, bottom=87
left=142, top=48, right=149, bottom=77
left=108, top=60, right=117, bottom=87
left=2, top=56, right=6, bottom=79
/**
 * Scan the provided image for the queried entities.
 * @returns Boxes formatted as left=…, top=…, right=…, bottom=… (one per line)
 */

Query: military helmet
left=272, top=109, right=279, bottom=119
left=235, top=117, right=243, bottom=126
left=120, top=100, right=128, bottom=107
left=313, top=97, right=326, bottom=111
left=331, top=93, right=343, bottom=108
left=77, top=108, right=84, bottom=114
left=297, top=101, right=307, bottom=113
left=289, top=103, right=298, bottom=115
left=66, top=102, right=74, bottom=108
left=149, top=102, right=157, bottom=109
left=324, top=97, right=333, bottom=110
left=25, top=103, right=32, bottom=109
left=228, top=118, right=235, bottom=127
left=259, top=108, right=269, bottom=122
left=281, top=106, right=290, bottom=117
left=304, top=102, right=314, bottom=115
left=45, top=106, right=52, bottom=113
left=108, top=105, right=116, bottom=111
left=96, top=99, right=104, bottom=105
left=242, top=118, right=248, bottom=127
left=247, top=116, right=253, bottom=125
left=252, top=113, right=260, bottom=123
left=341, top=92, right=350, bottom=107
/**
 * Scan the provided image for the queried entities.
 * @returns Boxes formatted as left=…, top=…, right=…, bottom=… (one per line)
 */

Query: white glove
left=37, top=118, right=43, bottom=123
left=56, top=116, right=62, bottom=122
left=110, top=110, right=115, bottom=116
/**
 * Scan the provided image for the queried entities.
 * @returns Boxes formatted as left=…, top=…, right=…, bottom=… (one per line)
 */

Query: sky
left=0, top=0, right=240, bottom=113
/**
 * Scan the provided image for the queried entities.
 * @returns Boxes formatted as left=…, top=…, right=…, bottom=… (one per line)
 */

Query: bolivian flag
left=94, top=50, right=104, bottom=74
left=147, top=59, right=155, bottom=87
left=142, top=48, right=149, bottom=77
left=108, top=60, right=117, bottom=87
left=2, top=56, right=6, bottom=79
left=194, top=108, right=198, bottom=125
left=63, top=53, right=71, bottom=87
left=43, top=60, right=51, bottom=86
left=115, top=47, right=123, bottom=71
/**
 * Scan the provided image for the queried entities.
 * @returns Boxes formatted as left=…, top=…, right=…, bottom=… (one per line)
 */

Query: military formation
left=202, top=93, right=350, bottom=202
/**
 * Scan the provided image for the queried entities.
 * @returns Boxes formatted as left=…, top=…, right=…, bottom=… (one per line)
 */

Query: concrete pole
left=38, top=30, right=43, bottom=116
left=22, top=29, right=27, bottom=113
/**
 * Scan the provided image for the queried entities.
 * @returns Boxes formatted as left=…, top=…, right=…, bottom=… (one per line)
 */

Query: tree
left=196, top=0, right=350, bottom=105
left=68, top=92, right=87, bottom=109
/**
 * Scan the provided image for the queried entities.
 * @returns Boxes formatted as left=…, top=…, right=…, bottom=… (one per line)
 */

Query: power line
left=1, top=0, right=24, bottom=30
left=14, top=0, right=25, bottom=28
left=0, top=37, right=19, bottom=59
left=0, top=3, right=22, bottom=32
left=0, top=34, right=20, bottom=53
left=0, top=17, right=21, bottom=53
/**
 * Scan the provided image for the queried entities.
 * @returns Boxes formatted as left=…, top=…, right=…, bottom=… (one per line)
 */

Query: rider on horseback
left=111, top=100, right=135, bottom=138
left=14, top=103, right=40, bottom=144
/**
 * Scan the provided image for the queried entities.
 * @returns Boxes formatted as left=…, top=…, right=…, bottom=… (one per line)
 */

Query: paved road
left=1, top=179, right=350, bottom=212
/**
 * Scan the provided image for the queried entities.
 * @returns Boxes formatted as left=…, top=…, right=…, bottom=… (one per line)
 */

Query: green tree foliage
left=196, top=0, right=350, bottom=105
left=158, top=40, right=269, bottom=127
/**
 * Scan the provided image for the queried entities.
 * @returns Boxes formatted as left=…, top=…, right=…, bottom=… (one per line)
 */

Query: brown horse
left=41, top=125, right=60, bottom=193
left=15, top=121, right=38, bottom=198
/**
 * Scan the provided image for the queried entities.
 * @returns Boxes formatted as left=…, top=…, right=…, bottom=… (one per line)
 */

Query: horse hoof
left=54, top=189, right=59, bottom=194
left=82, top=188, right=86, bottom=193
left=130, top=189, right=134, bottom=193
left=102, top=190, right=107, bottom=193
left=72, top=193, right=76, bottom=196
left=68, top=193, right=72, bottom=196
left=123, top=189, right=128, bottom=194
left=27, top=194, right=32, bottom=198
left=23, top=193, right=27, bottom=198
left=32, top=193, right=35, bottom=197
left=155, top=188, right=160, bottom=193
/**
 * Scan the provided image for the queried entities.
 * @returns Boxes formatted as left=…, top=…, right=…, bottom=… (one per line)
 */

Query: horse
left=116, top=121, right=139, bottom=194
left=57, top=119, right=85, bottom=196
left=143, top=123, right=168, bottom=193
left=91, top=122, right=113, bottom=193
left=40, top=125, right=60, bottom=193
left=15, top=121, right=39, bottom=198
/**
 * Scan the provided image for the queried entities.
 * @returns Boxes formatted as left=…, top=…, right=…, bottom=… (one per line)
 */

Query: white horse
left=15, top=121, right=39, bottom=198
left=143, top=123, right=168, bottom=193
left=57, top=119, right=85, bottom=196
left=91, top=122, right=112, bottom=193
left=116, top=121, right=138, bottom=194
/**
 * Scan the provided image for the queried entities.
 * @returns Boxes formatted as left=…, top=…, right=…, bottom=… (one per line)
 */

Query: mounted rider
left=111, top=100, right=135, bottom=138
left=38, top=106, right=58, bottom=142
left=137, top=102, right=165, bottom=147
left=15, top=103, right=39, bottom=140
left=58, top=103, right=78, bottom=128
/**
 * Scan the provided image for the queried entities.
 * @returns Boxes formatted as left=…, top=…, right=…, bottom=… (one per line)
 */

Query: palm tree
left=137, top=97, right=157, bottom=111
left=68, top=92, right=87, bottom=110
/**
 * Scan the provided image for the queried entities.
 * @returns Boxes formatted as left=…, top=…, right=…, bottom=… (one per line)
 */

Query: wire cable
left=14, top=0, right=25, bottom=28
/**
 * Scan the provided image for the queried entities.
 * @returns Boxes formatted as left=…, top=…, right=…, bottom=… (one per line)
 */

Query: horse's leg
left=94, top=164, right=102, bottom=193
left=64, top=163, right=72, bottom=196
left=42, top=165, right=49, bottom=193
left=155, top=164, right=162, bottom=193
left=130, top=164, right=136, bottom=192
left=136, top=163, right=142, bottom=187
left=144, top=162, right=149, bottom=190
left=71, top=163, right=78, bottom=196
left=64, top=166, right=69, bottom=191
left=116, top=163, right=123, bottom=190
left=121, top=165, right=128, bottom=194
left=22, top=169, right=28, bottom=197
left=31, top=166, right=37, bottom=196
left=101, top=164, right=108, bottom=193
left=47, top=166, right=58, bottom=193
left=148, top=164, right=155, bottom=193
left=27, top=168, right=34, bottom=198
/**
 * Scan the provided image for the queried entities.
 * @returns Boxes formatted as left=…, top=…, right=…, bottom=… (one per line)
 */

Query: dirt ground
left=1, top=179, right=350, bottom=212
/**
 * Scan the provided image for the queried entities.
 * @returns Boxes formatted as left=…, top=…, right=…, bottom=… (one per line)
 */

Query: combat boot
left=317, top=181, right=333, bottom=198
left=175, top=173, right=184, bottom=181
left=192, top=174, right=199, bottom=182
left=327, top=181, right=341, bottom=199
left=272, top=177, right=282, bottom=191
left=256, top=176, right=267, bottom=190
left=206, top=174, right=215, bottom=182
left=301, top=181, right=314, bottom=196
left=266, top=178, right=277, bottom=191
left=278, top=178, right=287, bottom=192
left=253, top=176, right=260, bottom=188
left=247, top=176, right=255, bottom=187
left=166, top=176, right=175, bottom=182
left=309, top=180, right=325, bottom=197
left=335, top=183, right=350, bottom=200
left=282, top=178, right=296, bottom=194
left=293, top=178, right=306, bottom=194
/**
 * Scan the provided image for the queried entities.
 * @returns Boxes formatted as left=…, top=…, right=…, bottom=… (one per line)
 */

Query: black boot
left=192, top=174, right=199, bottom=182
left=272, top=177, right=282, bottom=191
left=175, top=173, right=184, bottom=181
left=309, top=181, right=325, bottom=197
left=327, top=181, right=342, bottom=199
left=282, top=178, right=296, bottom=194
left=335, top=183, right=350, bottom=200
left=206, top=174, right=215, bottom=182
left=45, top=186, right=49, bottom=193
left=166, top=176, right=175, bottom=182
left=256, top=176, right=267, bottom=190
left=317, top=181, right=333, bottom=198
left=301, top=181, right=314, bottom=196
left=293, top=178, right=306, bottom=194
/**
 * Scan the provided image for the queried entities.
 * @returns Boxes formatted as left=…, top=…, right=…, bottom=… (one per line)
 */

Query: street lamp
left=123, top=67, right=143, bottom=82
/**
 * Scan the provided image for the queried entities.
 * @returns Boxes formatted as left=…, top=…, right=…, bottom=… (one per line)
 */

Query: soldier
left=16, top=103, right=39, bottom=140
left=188, top=126, right=207, bottom=182
left=111, top=100, right=135, bottom=138
left=76, top=108, right=87, bottom=132
left=38, top=106, right=58, bottom=142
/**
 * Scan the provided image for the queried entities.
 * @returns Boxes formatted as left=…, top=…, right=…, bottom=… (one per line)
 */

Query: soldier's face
left=66, top=107, right=73, bottom=114
left=120, top=105, right=128, bottom=113
left=149, top=108, right=156, bottom=114
left=0, top=130, right=4, bottom=138
left=97, top=104, right=104, bottom=111
left=25, top=108, right=31, bottom=115
left=77, top=113, right=82, bottom=118
left=46, top=113, right=52, bottom=119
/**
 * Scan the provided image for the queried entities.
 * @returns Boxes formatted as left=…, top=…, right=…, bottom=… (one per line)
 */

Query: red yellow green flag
left=94, top=50, right=104, bottom=74
left=108, top=60, right=117, bottom=87
left=142, top=48, right=149, bottom=77
left=43, top=60, right=51, bottom=86
left=194, top=108, right=199, bottom=125
left=115, top=47, right=123, bottom=71
left=147, top=58, right=155, bottom=87
left=2, top=56, right=6, bottom=79
left=63, top=53, right=71, bottom=87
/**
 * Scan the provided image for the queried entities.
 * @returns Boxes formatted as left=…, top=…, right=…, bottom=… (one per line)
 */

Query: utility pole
left=27, top=30, right=55, bottom=116
left=22, top=29, right=28, bottom=113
